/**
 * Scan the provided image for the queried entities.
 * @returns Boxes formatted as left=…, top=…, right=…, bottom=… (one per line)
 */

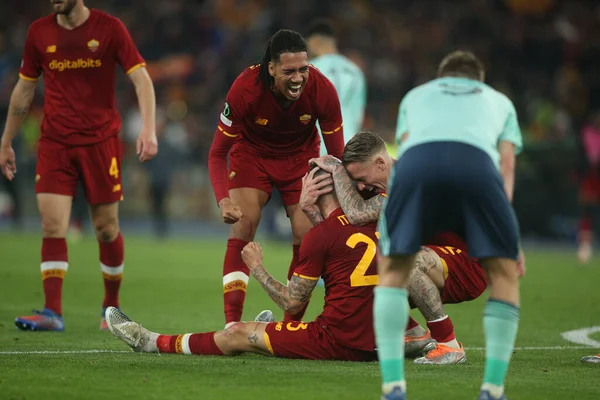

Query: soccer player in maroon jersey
left=0, top=0, right=157, bottom=331
left=208, top=29, right=344, bottom=328
left=105, top=166, right=376, bottom=361
left=308, top=131, right=515, bottom=365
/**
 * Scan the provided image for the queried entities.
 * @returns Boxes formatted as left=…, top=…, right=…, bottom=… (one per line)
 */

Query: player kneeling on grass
left=106, top=166, right=378, bottom=361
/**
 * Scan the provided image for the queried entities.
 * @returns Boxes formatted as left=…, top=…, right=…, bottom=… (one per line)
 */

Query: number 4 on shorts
left=109, top=157, right=119, bottom=179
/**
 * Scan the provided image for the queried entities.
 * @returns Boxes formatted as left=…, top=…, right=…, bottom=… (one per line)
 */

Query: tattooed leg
left=408, top=247, right=446, bottom=321
left=213, top=322, right=273, bottom=356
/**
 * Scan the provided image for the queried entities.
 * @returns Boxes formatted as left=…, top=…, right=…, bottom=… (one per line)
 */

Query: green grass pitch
left=1, top=232, right=599, bottom=399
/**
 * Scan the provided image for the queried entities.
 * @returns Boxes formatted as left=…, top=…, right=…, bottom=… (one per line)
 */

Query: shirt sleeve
left=216, top=77, right=248, bottom=139
left=208, top=75, right=249, bottom=203
left=316, top=74, right=344, bottom=158
left=292, top=228, right=328, bottom=280
left=113, top=18, right=146, bottom=75
left=498, top=100, right=523, bottom=155
left=19, top=25, right=41, bottom=81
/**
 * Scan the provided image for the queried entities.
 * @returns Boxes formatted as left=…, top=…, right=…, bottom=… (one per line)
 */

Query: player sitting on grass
left=105, top=166, right=378, bottom=361
left=303, top=131, right=505, bottom=365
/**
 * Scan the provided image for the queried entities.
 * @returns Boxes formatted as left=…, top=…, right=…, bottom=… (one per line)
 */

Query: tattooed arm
left=330, top=164, right=384, bottom=226
left=251, top=265, right=317, bottom=314
left=241, top=242, right=318, bottom=314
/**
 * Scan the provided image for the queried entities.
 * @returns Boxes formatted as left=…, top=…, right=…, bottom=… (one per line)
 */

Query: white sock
left=481, top=383, right=504, bottom=398
left=441, top=338, right=460, bottom=349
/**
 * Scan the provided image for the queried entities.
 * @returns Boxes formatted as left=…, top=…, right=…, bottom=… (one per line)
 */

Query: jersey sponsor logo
left=87, top=39, right=100, bottom=52
left=49, top=58, right=102, bottom=72
left=35, top=174, right=40, bottom=183
left=229, top=171, right=236, bottom=180
left=299, top=114, right=311, bottom=125
left=220, top=102, right=233, bottom=126
left=46, top=45, right=57, bottom=53
left=254, top=118, right=268, bottom=126
left=112, top=184, right=122, bottom=193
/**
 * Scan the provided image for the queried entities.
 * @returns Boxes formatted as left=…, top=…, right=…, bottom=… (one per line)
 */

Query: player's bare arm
left=241, top=242, right=317, bottom=314
left=0, top=78, right=37, bottom=180
left=408, top=247, right=446, bottom=321
left=312, top=156, right=382, bottom=225
left=128, top=67, right=158, bottom=162
left=299, top=167, right=333, bottom=226
left=498, top=140, right=516, bottom=203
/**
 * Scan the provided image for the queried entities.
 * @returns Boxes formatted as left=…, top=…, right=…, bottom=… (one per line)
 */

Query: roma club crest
left=87, top=39, right=100, bottom=52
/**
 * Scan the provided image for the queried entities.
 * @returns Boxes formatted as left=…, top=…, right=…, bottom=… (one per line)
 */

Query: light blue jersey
left=312, top=54, right=367, bottom=155
left=395, top=77, right=522, bottom=168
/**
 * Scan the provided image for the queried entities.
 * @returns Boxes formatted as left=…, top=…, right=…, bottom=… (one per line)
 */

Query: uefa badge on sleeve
left=220, top=102, right=233, bottom=127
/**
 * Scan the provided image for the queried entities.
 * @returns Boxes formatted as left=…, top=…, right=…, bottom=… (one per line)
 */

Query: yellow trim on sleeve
left=292, top=272, right=320, bottom=281
left=440, top=257, right=449, bottom=280
left=321, top=122, right=343, bottom=135
left=19, top=73, right=38, bottom=82
left=218, top=125, right=239, bottom=138
left=380, top=193, right=387, bottom=198
left=125, top=63, right=146, bottom=75
left=263, top=331, right=274, bottom=355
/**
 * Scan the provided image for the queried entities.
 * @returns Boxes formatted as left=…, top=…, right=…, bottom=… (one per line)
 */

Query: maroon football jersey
left=293, top=207, right=378, bottom=352
left=216, top=65, right=344, bottom=157
left=20, top=9, right=145, bottom=146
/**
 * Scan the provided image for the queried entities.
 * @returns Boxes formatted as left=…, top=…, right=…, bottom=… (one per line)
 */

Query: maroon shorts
left=228, top=145, right=318, bottom=206
left=264, top=321, right=377, bottom=361
left=35, top=136, right=123, bottom=205
left=426, top=245, right=488, bottom=304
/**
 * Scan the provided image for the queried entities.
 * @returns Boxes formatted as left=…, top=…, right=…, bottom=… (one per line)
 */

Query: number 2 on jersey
left=109, top=157, right=119, bottom=179
left=347, top=232, right=380, bottom=287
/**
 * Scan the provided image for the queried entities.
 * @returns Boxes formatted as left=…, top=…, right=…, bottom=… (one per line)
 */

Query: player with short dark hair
left=0, top=0, right=157, bottom=332
left=105, top=166, right=377, bottom=361
left=208, top=29, right=344, bottom=328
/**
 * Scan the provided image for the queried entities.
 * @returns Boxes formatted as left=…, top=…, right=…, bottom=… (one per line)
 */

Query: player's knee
left=414, top=247, right=436, bottom=273
left=229, top=217, right=256, bottom=241
left=482, top=257, right=519, bottom=284
left=40, top=215, right=68, bottom=238
left=220, top=322, right=248, bottom=356
left=93, top=216, right=119, bottom=242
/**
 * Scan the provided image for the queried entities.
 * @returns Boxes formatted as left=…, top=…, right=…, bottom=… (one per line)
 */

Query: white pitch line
left=0, top=349, right=130, bottom=355
left=0, top=346, right=599, bottom=355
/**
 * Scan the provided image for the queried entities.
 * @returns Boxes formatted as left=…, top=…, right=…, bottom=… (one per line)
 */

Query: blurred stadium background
left=0, top=0, right=599, bottom=243
left=1, top=2, right=600, bottom=399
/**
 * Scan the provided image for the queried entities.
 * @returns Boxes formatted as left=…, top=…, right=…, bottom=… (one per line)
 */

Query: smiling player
left=208, top=29, right=344, bottom=327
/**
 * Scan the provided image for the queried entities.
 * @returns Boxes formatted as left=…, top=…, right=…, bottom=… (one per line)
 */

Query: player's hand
left=241, top=242, right=264, bottom=270
left=0, top=143, right=17, bottom=181
left=219, top=198, right=243, bottom=224
left=299, top=167, right=333, bottom=210
left=136, top=129, right=158, bottom=162
left=517, top=249, right=526, bottom=278
left=308, top=155, right=342, bottom=173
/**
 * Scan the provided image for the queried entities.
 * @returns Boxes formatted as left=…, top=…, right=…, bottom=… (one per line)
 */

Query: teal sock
left=483, top=299, right=520, bottom=387
left=374, top=287, right=409, bottom=385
